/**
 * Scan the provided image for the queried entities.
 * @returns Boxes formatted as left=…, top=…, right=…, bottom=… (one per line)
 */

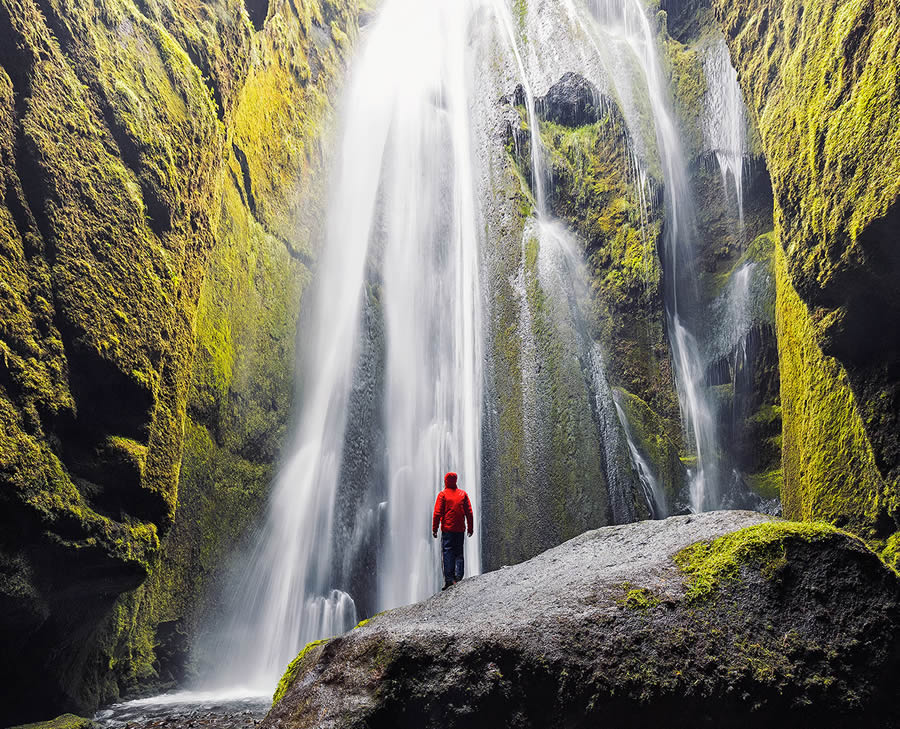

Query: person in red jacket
left=432, top=471, right=474, bottom=591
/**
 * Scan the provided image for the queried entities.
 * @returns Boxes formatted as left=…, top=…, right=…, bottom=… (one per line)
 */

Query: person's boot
left=442, top=581, right=454, bottom=591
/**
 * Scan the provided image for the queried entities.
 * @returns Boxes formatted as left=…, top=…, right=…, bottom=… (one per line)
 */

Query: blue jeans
left=441, top=531, right=465, bottom=585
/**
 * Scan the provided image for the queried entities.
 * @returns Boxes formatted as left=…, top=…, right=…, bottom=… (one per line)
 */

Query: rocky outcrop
left=712, top=0, right=900, bottom=542
left=9, top=715, right=97, bottom=729
left=265, top=511, right=900, bottom=728
left=481, top=75, right=639, bottom=569
left=0, top=0, right=357, bottom=721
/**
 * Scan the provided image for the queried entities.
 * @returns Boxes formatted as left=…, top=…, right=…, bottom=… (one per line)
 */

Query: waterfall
left=505, top=0, right=729, bottom=512
left=533, top=220, right=638, bottom=524
left=376, top=0, right=484, bottom=608
left=703, top=38, right=748, bottom=226
left=207, top=0, right=494, bottom=691
left=198, top=0, right=760, bottom=695
left=613, top=395, right=667, bottom=518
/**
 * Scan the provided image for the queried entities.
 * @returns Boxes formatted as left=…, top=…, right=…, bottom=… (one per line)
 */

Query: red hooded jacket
left=432, top=472, right=473, bottom=534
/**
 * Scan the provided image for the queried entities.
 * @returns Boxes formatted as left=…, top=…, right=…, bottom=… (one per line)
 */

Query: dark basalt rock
left=264, top=511, right=900, bottom=729
left=536, top=71, right=606, bottom=127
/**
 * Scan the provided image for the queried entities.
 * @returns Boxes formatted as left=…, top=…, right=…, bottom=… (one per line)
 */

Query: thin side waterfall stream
left=704, top=38, right=748, bottom=227
left=511, top=0, right=753, bottom=513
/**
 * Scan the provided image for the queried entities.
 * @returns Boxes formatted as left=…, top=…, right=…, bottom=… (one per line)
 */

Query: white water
left=376, top=0, right=484, bottom=607
left=210, top=0, right=498, bottom=691
left=703, top=38, right=748, bottom=226
left=613, top=396, right=667, bottom=518
left=583, top=0, right=722, bottom=512
left=534, top=220, right=638, bottom=523
left=95, top=691, right=270, bottom=729
left=670, top=313, right=720, bottom=511
left=510, top=0, right=726, bottom=512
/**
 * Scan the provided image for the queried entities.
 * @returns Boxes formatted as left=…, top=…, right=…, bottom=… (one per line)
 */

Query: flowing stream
left=704, top=38, right=748, bottom=226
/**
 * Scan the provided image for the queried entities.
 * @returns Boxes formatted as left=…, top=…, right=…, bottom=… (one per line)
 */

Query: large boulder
left=265, top=511, right=900, bottom=728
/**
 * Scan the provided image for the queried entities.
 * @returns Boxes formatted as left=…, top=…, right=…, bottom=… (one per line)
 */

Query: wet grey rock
left=536, top=72, right=606, bottom=127
left=262, top=511, right=900, bottom=728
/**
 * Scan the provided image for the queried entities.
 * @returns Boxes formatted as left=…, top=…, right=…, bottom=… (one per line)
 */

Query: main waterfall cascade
left=208, top=0, right=490, bottom=691
left=202, top=0, right=763, bottom=694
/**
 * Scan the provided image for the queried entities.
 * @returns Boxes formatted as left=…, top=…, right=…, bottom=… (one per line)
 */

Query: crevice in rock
left=245, top=0, right=270, bottom=31
left=232, top=141, right=258, bottom=218
left=96, top=98, right=174, bottom=237
left=279, top=235, right=315, bottom=268
left=0, top=9, right=55, bottom=255
left=179, top=39, right=227, bottom=123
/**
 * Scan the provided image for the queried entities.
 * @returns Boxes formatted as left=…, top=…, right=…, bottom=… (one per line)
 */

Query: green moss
left=521, top=112, right=679, bottom=426
left=522, top=224, right=610, bottom=541
left=8, top=714, right=96, bottom=729
left=98, top=0, right=359, bottom=699
left=716, top=0, right=900, bottom=542
left=614, top=388, right=686, bottom=509
left=674, top=521, right=842, bottom=602
left=880, top=533, right=900, bottom=573
left=273, top=639, right=329, bottom=706
left=775, top=240, right=887, bottom=539
left=619, top=583, right=661, bottom=610
left=705, top=232, right=776, bottom=300
left=0, top=0, right=359, bottom=712
left=745, top=468, right=783, bottom=502
left=664, top=38, right=707, bottom=158
left=538, top=118, right=664, bottom=309
left=716, top=0, right=900, bottom=253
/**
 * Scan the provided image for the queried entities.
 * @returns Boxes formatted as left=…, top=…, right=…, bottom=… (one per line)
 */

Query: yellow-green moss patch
left=8, top=715, right=96, bottom=729
left=775, top=241, right=887, bottom=538
left=674, top=521, right=841, bottom=602
left=273, top=639, right=329, bottom=706
left=618, top=583, right=661, bottom=610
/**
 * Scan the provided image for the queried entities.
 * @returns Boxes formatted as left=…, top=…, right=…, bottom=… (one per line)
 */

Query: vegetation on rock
left=674, top=520, right=842, bottom=601
left=0, top=0, right=357, bottom=720
left=714, top=0, right=900, bottom=542
left=8, top=715, right=97, bottom=729
left=273, top=639, right=329, bottom=707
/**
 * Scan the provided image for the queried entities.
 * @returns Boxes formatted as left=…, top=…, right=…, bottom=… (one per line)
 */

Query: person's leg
left=441, top=532, right=455, bottom=587
left=453, top=531, right=465, bottom=582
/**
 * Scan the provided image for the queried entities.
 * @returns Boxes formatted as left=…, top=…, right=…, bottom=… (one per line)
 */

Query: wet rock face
left=713, top=0, right=900, bottom=536
left=0, top=0, right=246, bottom=718
left=266, top=512, right=900, bottom=728
left=0, top=0, right=356, bottom=720
left=536, top=72, right=605, bottom=127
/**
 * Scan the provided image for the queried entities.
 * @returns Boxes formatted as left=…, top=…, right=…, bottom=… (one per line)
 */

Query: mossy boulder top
left=265, top=511, right=900, bottom=729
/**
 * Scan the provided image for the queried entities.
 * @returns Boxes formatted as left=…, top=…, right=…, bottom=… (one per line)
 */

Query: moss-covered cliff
left=481, top=74, right=650, bottom=569
left=713, top=0, right=900, bottom=542
left=0, top=0, right=357, bottom=721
